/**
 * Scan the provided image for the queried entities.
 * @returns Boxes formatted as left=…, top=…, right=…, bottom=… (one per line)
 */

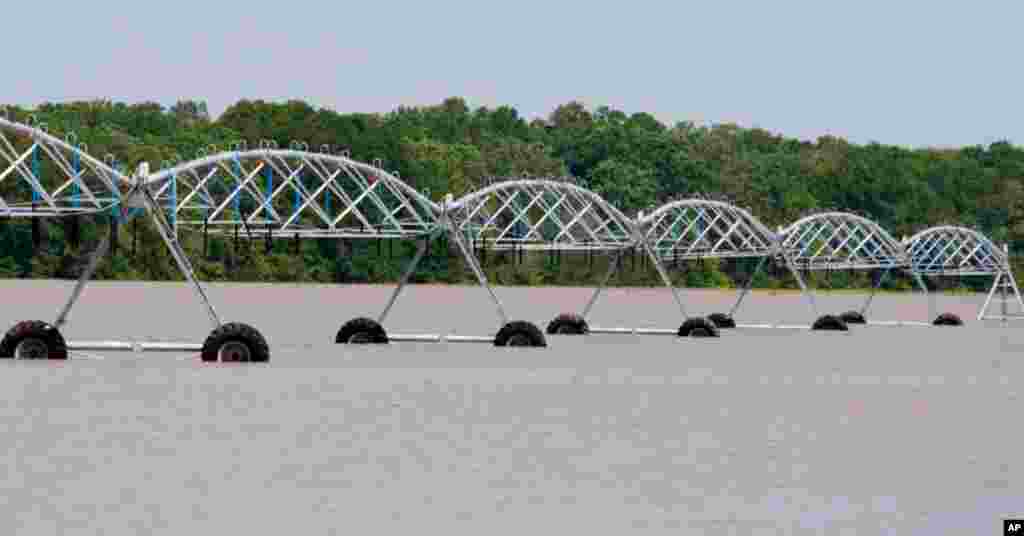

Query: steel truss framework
left=779, top=212, right=908, bottom=270
left=0, top=117, right=130, bottom=218
left=1, top=117, right=1021, bottom=359
left=447, top=178, right=636, bottom=252
left=906, top=226, right=1024, bottom=321
left=573, top=199, right=805, bottom=335
left=774, top=211, right=918, bottom=326
left=149, top=149, right=440, bottom=239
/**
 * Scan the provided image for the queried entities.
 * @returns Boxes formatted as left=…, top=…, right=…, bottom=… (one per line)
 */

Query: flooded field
left=0, top=280, right=1021, bottom=534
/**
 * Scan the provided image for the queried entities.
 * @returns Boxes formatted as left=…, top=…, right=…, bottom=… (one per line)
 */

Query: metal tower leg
left=53, top=220, right=116, bottom=330
left=581, top=247, right=624, bottom=320
left=638, top=239, right=688, bottom=319
left=377, top=237, right=429, bottom=325
left=858, top=268, right=890, bottom=316
left=141, top=186, right=222, bottom=330
left=1007, top=270, right=1024, bottom=316
left=784, top=258, right=819, bottom=318
left=913, top=273, right=933, bottom=323
left=727, top=255, right=768, bottom=318
left=448, top=229, right=509, bottom=326
left=980, top=271, right=1002, bottom=321
left=1001, top=272, right=1008, bottom=323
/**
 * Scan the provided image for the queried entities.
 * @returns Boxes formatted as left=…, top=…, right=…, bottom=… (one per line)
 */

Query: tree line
left=0, top=97, right=1021, bottom=292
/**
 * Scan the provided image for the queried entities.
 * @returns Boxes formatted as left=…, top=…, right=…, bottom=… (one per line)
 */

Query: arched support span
left=906, top=226, right=1024, bottom=322
left=0, top=117, right=129, bottom=217
left=637, top=198, right=785, bottom=327
left=780, top=211, right=909, bottom=327
left=149, top=149, right=441, bottom=240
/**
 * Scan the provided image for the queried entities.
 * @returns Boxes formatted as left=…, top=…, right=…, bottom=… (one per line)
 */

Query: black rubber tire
left=707, top=313, right=736, bottom=329
left=546, top=313, right=589, bottom=335
left=839, top=311, right=867, bottom=325
left=201, top=322, right=270, bottom=362
left=678, top=316, right=721, bottom=338
left=336, top=317, right=389, bottom=344
left=494, top=321, right=547, bottom=348
left=0, top=320, right=68, bottom=360
left=933, top=312, right=964, bottom=326
left=812, top=314, right=849, bottom=331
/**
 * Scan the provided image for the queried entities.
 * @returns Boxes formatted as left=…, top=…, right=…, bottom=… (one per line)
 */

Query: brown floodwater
left=0, top=280, right=1021, bottom=534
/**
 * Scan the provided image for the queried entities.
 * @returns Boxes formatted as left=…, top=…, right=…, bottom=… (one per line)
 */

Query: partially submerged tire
left=495, top=321, right=547, bottom=348
left=336, top=317, right=389, bottom=344
left=0, top=320, right=68, bottom=360
left=839, top=311, right=866, bottom=325
left=933, top=312, right=964, bottom=326
left=546, top=313, right=589, bottom=335
left=678, top=316, right=721, bottom=338
left=707, top=313, right=736, bottom=329
left=812, top=314, right=849, bottom=332
left=201, top=322, right=270, bottom=363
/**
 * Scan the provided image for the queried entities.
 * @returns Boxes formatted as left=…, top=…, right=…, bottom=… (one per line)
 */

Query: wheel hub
left=555, top=324, right=576, bottom=335
left=15, top=338, right=49, bottom=359
left=218, top=341, right=251, bottom=362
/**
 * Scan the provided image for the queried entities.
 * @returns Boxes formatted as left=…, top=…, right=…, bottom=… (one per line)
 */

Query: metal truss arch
left=447, top=178, right=638, bottom=251
left=905, top=225, right=1008, bottom=276
left=150, top=149, right=442, bottom=239
left=0, top=117, right=131, bottom=218
left=637, top=199, right=780, bottom=260
left=780, top=212, right=907, bottom=269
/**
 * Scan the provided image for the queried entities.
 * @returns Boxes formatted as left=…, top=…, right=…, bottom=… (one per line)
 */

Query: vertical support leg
left=581, top=247, right=624, bottom=320
left=784, top=258, right=819, bottom=319
left=1007, top=270, right=1024, bottom=317
left=449, top=228, right=509, bottom=326
left=31, top=211, right=40, bottom=251
left=858, top=268, right=890, bottom=316
left=980, top=271, right=1001, bottom=321
left=141, top=186, right=222, bottom=330
left=913, top=273, right=933, bottom=323
left=53, top=224, right=113, bottom=330
left=67, top=217, right=81, bottom=250
left=377, top=237, right=429, bottom=325
left=728, top=255, right=768, bottom=317
left=639, top=238, right=688, bottom=319
left=109, top=214, right=119, bottom=257
left=1001, top=271, right=1008, bottom=323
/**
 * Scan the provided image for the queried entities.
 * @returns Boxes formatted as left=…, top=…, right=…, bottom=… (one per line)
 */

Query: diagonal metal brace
left=53, top=223, right=114, bottom=330
left=378, top=237, right=430, bottom=325
left=582, top=247, right=626, bottom=320
left=728, top=255, right=769, bottom=318
left=139, top=183, right=222, bottom=330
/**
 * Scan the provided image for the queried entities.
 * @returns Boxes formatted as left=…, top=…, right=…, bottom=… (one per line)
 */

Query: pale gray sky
left=6, top=0, right=1021, bottom=147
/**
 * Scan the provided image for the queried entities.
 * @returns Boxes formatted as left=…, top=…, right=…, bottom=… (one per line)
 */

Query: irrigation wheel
left=812, top=314, right=849, bottom=332
left=0, top=320, right=68, bottom=360
left=678, top=317, right=721, bottom=338
left=201, top=322, right=270, bottom=362
left=933, top=312, right=964, bottom=326
left=336, top=317, right=389, bottom=344
left=495, top=321, right=547, bottom=348
left=546, top=313, right=589, bottom=335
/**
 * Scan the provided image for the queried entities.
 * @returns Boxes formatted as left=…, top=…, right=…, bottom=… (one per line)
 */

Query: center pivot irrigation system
left=0, top=117, right=1021, bottom=361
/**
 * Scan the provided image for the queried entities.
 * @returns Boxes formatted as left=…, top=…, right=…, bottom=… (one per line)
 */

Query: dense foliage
left=1, top=98, right=1021, bottom=292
